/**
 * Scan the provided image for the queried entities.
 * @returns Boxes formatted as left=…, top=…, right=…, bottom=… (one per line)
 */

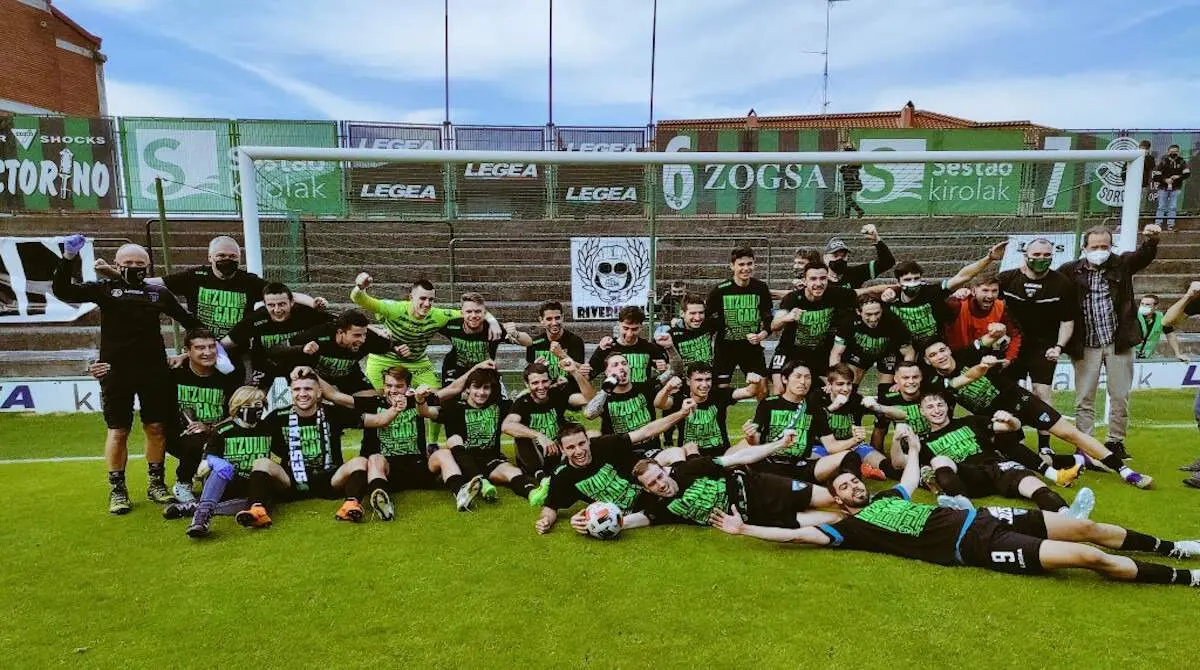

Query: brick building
left=660, top=101, right=1053, bottom=132
left=0, top=0, right=107, bottom=116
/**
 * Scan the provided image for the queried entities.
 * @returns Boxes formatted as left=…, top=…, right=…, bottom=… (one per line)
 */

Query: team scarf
left=287, top=407, right=331, bottom=491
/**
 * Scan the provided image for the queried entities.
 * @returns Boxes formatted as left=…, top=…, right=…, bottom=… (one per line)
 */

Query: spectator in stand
left=944, top=274, right=1023, bottom=367
left=1121, top=140, right=1156, bottom=205
left=838, top=142, right=864, bottom=218
left=1059, top=224, right=1162, bottom=461
left=1153, top=144, right=1190, bottom=231
left=1133, top=294, right=1187, bottom=361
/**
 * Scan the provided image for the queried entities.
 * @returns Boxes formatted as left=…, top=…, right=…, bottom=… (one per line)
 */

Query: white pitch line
left=0, top=454, right=144, bottom=465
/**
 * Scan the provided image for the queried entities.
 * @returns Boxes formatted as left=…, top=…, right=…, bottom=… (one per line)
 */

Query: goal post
left=234, top=146, right=1147, bottom=277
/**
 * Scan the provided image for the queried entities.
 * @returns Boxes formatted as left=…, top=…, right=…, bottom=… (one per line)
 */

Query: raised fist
left=355, top=272, right=372, bottom=290
left=302, top=341, right=319, bottom=355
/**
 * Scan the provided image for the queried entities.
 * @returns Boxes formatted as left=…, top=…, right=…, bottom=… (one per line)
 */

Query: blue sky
left=57, top=0, right=1200, bottom=128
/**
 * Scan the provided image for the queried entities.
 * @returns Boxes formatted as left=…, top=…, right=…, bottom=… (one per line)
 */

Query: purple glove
left=63, top=234, right=87, bottom=256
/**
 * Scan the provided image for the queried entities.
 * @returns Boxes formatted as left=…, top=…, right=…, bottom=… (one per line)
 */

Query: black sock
left=1037, top=433, right=1051, bottom=451
left=1120, top=530, right=1174, bottom=555
left=508, top=474, right=535, bottom=498
left=1100, top=454, right=1126, bottom=471
left=934, top=467, right=964, bottom=495
left=248, top=470, right=273, bottom=508
left=368, top=477, right=388, bottom=495
left=108, top=470, right=126, bottom=489
left=344, top=470, right=368, bottom=502
left=147, top=461, right=165, bottom=483
left=1031, top=488, right=1068, bottom=512
left=445, top=473, right=465, bottom=492
left=1132, top=560, right=1187, bottom=585
left=880, top=461, right=902, bottom=480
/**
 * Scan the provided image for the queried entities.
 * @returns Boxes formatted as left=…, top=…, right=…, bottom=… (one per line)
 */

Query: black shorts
left=959, top=512, right=1046, bottom=575
left=465, top=449, right=510, bottom=478
left=1009, top=351, right=1056, bottom=386
left=1006, top=390, right=1062, bottom=431
left=713, top=341, right=767, bottom=384
left=980, top=506, right=1049, bottom=539
left=742, top=471, right=815, bottom=528
left=957, top=457, right=1034, bottom=499
left=756, top=458, right=820, bottom=484
left=99, top=361, right=173, bottom=430
left=384, top=455, right=438, bottom=490
left=329, top=370, right=374, bottom=395
left=282, top=470, right=339, bottom=501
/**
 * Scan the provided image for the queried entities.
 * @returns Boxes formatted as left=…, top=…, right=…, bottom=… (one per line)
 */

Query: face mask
left=236, top=405, right=263, bottom=425
left=901, top=282, right=923, bottom=297
left=1027, top=258, right=1052, bottom=274
left=1138, top=305, right=1153, bottom=316
left=828, top=259, right=848, bottom=275
left=119, top=265, right=147, bottom=285
left=1084, top=249, right=1110, bottom=266
left=215, top=259, right=239, bottom=276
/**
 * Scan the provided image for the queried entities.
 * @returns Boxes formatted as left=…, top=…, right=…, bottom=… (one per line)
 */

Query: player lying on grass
left=710, top=437, right=1200, bottom=587
left=922, top=340, right=1152, bottom=488
left=911, top=391, right=1083, bottom=514
left=601, top=429, right=844, bottom=535
left=317, top=360, right=498, bottom=518
left=533, top=404, right=697, bottom=535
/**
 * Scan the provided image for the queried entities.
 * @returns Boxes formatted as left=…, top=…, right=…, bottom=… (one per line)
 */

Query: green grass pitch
left=1, top=390, right=1198, bottom=668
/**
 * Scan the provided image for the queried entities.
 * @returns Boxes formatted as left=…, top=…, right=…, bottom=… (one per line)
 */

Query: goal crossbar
left=235, top=147, right=1146, bottom=275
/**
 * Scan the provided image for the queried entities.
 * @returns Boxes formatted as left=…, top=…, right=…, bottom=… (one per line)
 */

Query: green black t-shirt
left=284, top=322, right=394, bottom=384
left=878, top=390, right=932, bottom=438
left=356, top=395, right=426, bottom=458
left=845, top=310, right=909, bottom=360
left=227, top=304, right=330, bottom=380
left=706, top=278, right=774, bottom=344
left=751, top=395, right=816, bottom=461
left=817, top=486, right=970, bottom=565
left=509, top=386, right=573, bottom=456
left=890, top=282, right=954, bottom=349
left=206, top=420, right=275, bottom=479
left=669, top=322, right=715, bottom=365
left=776, top=286, right=856, bottom=354
left=164, top=266, right=267, bottom=339
left=438, top=397, right=510, bottom=451
left=588, top=338, right=667, bottom=384
left=171, top=364, right=239, bottom=430
left=675, top=387, right=734, bottom=454
left=440, top=318, right=504, bottom=374
left=600, top=383, right=657, bottom=450
left=815, top=390, right=865, bottom=441
left=920, top=416, right=991, bottom=465
left=642, top=456, right=734, bottom=526
left=544, top=433, right=641, bottom=511
left=525, top=329, right=586, bottom=383
left=267, top=404, right=361, bottom=475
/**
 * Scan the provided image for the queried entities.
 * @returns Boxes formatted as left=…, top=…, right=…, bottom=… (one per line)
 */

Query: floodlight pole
left=237, top=149, right=263, bottom=276
left=1117, top=152, right=1144, bottom=253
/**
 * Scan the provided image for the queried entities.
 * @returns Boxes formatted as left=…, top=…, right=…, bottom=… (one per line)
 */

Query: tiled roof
left=659, top=105, right=1055, bottom=131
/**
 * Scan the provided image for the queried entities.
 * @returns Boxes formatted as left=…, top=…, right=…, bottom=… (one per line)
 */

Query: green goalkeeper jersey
left=351, top=287, right=460, bottom=369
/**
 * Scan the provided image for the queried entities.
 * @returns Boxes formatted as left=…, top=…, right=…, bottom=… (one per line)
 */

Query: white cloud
left=230, top=62, right=404, bottom=122
left=866, top=72, right=1200, bottom=128
left=104, top=79, right=201, bottom=117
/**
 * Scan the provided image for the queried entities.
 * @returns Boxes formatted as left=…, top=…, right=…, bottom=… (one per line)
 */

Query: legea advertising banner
left=453, top=126, right=546, bottom=219
left=555, top=128, right=646, bottom=217
left=345, top=123, right=443, bottom=217
left=0, top=116, right=121, bottom=212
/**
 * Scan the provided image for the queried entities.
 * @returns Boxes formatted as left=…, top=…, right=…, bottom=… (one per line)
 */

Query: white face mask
left=1138, top=305, right=1153, bottom=316
left=1084, top=249, right=1111, bottom=266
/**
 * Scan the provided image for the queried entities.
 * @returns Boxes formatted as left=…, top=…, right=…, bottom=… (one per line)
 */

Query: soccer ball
left=584, top=502, right=623, bottom=540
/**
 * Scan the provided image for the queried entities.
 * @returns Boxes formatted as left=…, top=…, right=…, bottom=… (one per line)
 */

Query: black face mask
left=214, top=259, right=239, bottom=277
left=828, top=259, right=848, bottom=275
left=119, top=266, right=147, bottom=285
left=236, top=405, right=263, bottom=425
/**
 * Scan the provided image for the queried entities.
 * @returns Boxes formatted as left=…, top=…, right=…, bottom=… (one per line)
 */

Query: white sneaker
left=455, top=475, right=483, bottom=512
left=1190, top=569, right=1200, bottom=587
left=1167, top=539, right=1200, bottom=560
left=172, top=481, right=196, bottom=504
left=1066, top=487, right=1095, bottom=521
